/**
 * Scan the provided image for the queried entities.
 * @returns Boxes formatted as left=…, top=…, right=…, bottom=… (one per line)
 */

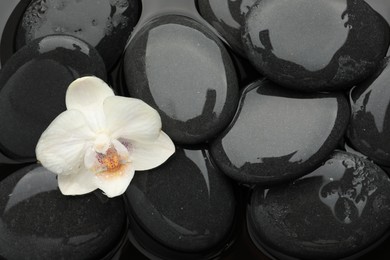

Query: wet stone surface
left=0, top=164, right=126, bottom=260
left=197, top=0, right=256, bottom=56
left=16, top=0, right=140, bottom=70
left=125, top=146, right=237, bottom=256
left=247, top=151, right=390, bottom=259
left=348, top=57, right=390, bottom=166
left=242, top=0, right=390, bottom=92
left=0, top=35, right=106, bottom=160
left=123, top=15, right=239, bottom=144
left=210, top=80, right=350, bottom=185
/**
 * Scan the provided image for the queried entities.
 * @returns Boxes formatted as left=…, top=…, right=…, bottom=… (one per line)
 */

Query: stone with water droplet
left=347, top=57, right=390, bottom=166
left=210, top=80, right=349, bottom=185
left=123, top=15, right=239, bottom=144
left=0, top=164, right=126, bottom=259
left=197, top=0, right=256, bottom=56
left=0, top=35, right=106, bottom=161
left=247, top=151, right=390, bottom=259
left=16, top=0, right=140, bottom=70
left=242, top=0, right=390, bottom=91
left=125, top=146, right=237, bottom=259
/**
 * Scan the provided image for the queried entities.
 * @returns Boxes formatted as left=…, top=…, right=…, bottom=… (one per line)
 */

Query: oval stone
left=125, top=146, right=237, bottom=258
left=242, top=0, right=390, bottom=92
left=347, top=57, right=390, bottom=166
left=210, top=80, right=350, bottom=185
left=16, top=0, right=140, bottom=70
left=0, top=35, right=106, bottom=161
left=0, top=164, right=126, bottom=260
left=123, top=15, right=239, bottom=144
left=197, top=0, right=256, bottom=56
left=247, top=151, right=390, bottom=259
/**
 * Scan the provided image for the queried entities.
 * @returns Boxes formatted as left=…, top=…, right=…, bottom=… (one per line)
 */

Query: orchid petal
left=130, top=131, right=175, bottom=171
left=66, top=76, right=114, bottom=131
left=94, top=164, right=135, bottom=198
left=103, top=96, right=162, bottom=142
left=58, top=169, right=98, bottom=195
left=36, top=110, right=94, bottom=175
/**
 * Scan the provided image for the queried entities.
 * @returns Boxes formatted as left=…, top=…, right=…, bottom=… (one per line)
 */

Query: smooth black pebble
left=247, top=151, right=390, bottom=259
left=0, top=35, right=106, bottom=161
left=125, top=146, right=237, bottom=259
left=197, top=0, right=256, bottom=56
left=123, top=15, right=239, bottom=144
left=16, top=0, right=140, bottom=70
left=347, top=57, right=390, bottom=166
left=242, top=0, right=390, bottom=92
left=210, top=80, right=350, bottom=185
left=0, top=164, right=126, bottom=260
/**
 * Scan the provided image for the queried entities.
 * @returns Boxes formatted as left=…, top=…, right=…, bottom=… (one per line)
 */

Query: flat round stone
left=197, top=0, right=256, bottom=56
left=0, top=164, right=126, bottom=260
left=247, top=151, right=390, bottom=259
left=210, top=80, right=349, bottom=184
left=242, top=0, right=389, bottom=91
left=125, top=146, right=237, bottom=258
left=348, top=57, right=390, bottom=166
left=16, top=0, right=140, bottom=70
left=123, top=15, right=239, bottom=144
left=0, top=35, right=106, bottom=160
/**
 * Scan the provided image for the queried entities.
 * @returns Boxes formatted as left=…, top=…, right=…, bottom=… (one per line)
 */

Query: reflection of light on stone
left=183, top=150, right=211, bottom=197
left=4, top=167, right=57, bottom=213
left=210, top=0, right=240, bottom=29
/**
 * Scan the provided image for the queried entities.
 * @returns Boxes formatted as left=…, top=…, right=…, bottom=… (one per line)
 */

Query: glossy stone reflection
left=16, top=0, right=140, bottom=70
left=123, top=15, right=239, bottom=144
left=242, top=0, right=390, bottom=91
left=247, top=151, right=390, bottom=259
left=210, top=80, right=349, bottom=184
left=125, top=146, right=236, bottom=258
left=197, top=0, right=256, bottom=56
left=0, top=35, right=106, bottom=160
left=0, top=164, right=126, bottom=260
left=348, top=57, right=390, bottom=166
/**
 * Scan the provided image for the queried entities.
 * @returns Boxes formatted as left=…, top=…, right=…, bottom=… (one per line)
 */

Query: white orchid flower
left=36, top=76, right=175, bottom=198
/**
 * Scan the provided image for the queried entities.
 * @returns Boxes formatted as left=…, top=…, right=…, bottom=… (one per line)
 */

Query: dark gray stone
left=242, top=0, right=390, bottom=92
left=197, top=0, right=256, bottom=56
left=347, top=57, right=390, bottom=166
left=125, top=146, right=237, bottom=258
left=0, top=164, right=126, bottom=260
left=0, top=35, right=106, bottom=161
left=210, top=80, right=350, bottom=185
left=16, top=0, right=140, bottom=70
left=247, top=151, right=390, bottom=259
left=123, top=15, right=239, bottom=145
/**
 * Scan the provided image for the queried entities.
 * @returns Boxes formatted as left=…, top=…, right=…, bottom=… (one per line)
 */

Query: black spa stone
left=0, top=164, right=126, bottom=260
left=197, top=0, right=256, bottom=56
left=247, top=151, right=390, bottom=259
left=347, top=57, right=390, bottom=167
left=125, top=146, right=237, bottom=258
left=0, top=35, right=106, bottom=161
left=210, top=80, right=350, bottom=185
left=242, top=0, right=390, bottom=92
left=123, top=15, right=239, bottom=145
left=16, top=0, right=140, bottom=70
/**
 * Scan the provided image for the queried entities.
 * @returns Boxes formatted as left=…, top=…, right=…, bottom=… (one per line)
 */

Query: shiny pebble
left=16, top=0, right=140, bottom=70
left=123, top=15, right=239, bottom=144
left=0, top=35, right=106, bottom=161
left=0, top=164, right=126, bottom=260
left=348, top=57, right=390, bottom=166
left=125, top=146, right=237, bottom=258
left=242, top=0, right=390, bottom=92
left=211, top=80, right=350, bottom=185
left=247, top=151, right=390, bottom=259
